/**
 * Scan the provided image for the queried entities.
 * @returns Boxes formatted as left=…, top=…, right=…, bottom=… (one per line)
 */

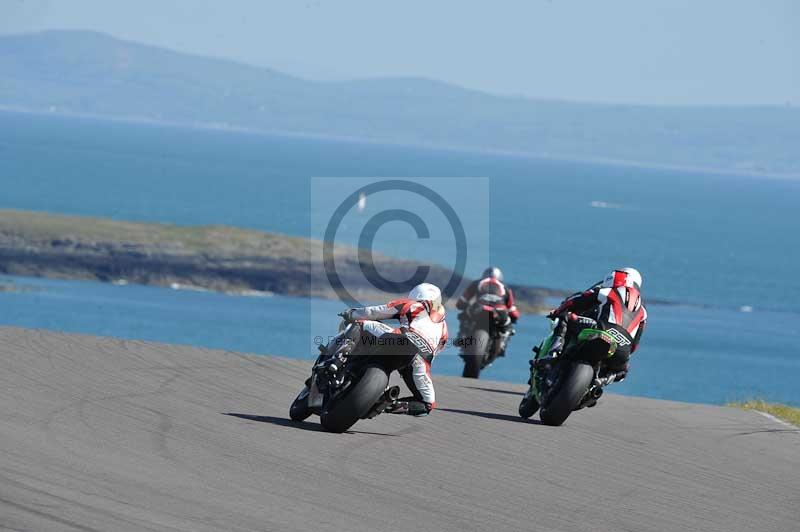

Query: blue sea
left=1, top=111, right=799, bottom=406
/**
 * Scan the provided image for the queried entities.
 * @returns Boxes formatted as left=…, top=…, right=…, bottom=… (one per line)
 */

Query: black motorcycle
left=289, top=321, right=406, bottom=433
left=458, top=293, right=514, bottom=378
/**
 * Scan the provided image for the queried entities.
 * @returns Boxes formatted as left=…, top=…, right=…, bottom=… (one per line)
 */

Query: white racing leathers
left=350, top=298, right=448, bottom=410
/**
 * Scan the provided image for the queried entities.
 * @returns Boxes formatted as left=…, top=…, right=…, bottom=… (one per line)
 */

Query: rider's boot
left=385, top=397, right=432, bottom=417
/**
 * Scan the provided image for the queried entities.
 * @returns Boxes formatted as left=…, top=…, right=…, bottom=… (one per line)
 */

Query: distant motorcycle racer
left=340, top=283, right=448, bottom=416
left=456, top=266, right=520, bottom=342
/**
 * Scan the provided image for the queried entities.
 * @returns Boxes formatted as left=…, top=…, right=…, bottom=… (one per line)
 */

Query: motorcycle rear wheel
left=462, top=328, right=490, bottom=379
left=320, top=365, right=389, bottom=433
left=539, top=362, right=594, bottom=426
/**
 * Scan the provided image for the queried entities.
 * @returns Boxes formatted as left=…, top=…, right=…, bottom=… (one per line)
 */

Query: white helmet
left=408, top=283, right=443, bottom=310
left=622, top=267, right=643, bottom=288
left=603, top=267, right=643, bottom=289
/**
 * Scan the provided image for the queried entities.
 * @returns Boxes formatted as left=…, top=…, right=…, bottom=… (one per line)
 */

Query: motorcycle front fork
left=307, top=335, right=353, bottom=409
left=308, top=374, right=324, bottom=408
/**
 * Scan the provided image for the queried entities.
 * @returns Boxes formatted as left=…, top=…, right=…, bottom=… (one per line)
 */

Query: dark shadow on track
left=346, top=429, right=404, bottom=437
left=223, top=413, right=325, bottom=432
left=223, top=413, right=405, bottom=436
left=730, top=428, right=800, bottom=437
left=461, top=386, right=524, bottom=396
left=438, top=407, right=542, bottom=424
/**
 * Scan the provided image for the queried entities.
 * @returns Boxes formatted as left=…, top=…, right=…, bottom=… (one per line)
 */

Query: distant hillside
left=2, top=30, right=799, bottom=176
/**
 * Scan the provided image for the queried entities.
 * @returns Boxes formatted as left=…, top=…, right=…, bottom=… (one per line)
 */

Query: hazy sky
left=2, top=0, right=798, bottom=105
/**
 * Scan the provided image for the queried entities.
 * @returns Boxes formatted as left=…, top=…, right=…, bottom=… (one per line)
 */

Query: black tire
left=320, top=365, right=389, bottom=433
left=462, top=328, right=490, bottom=379
left=289, top=386, right=313, bottom=421
left=539, top=362, right=594, bottom=426
left=518, top=392, right=540, bottom=419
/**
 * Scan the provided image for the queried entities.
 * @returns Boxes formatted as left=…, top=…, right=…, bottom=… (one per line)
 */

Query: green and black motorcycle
left=518, top=313, right=628, bottom=426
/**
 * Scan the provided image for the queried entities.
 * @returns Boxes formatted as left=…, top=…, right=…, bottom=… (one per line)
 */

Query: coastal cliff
left=0, top=210, right=560, bottom=313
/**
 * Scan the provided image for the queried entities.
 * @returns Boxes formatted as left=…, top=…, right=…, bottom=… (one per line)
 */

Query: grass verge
left=728, top=400, right=800, bottom=427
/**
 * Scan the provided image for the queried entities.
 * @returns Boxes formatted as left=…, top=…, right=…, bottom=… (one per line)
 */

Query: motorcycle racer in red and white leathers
left=545, top=267, right=647, bottom=382
left=456, top=267, right=520, bottom=322
left=341, top=283, right=448, bottom=416
left=455, top=267, right=520, bottom=348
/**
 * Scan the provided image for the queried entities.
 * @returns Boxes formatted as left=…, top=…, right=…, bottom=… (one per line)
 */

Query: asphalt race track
left=0, top=327, right=797, bottom=531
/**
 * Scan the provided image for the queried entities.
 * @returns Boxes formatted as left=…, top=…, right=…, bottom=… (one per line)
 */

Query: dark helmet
left=481, top=266, right=503, bottom=282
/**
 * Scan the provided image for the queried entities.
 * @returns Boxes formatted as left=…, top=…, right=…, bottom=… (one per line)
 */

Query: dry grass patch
left=729, top=400, right=800, bottom=427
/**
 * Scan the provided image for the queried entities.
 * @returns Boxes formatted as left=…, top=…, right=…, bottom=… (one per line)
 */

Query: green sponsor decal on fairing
left=577, top=328, right=618, bottom=356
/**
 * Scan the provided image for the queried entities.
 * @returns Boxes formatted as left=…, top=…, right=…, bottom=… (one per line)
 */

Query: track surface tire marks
left=0, top=327, right=797, bottom=531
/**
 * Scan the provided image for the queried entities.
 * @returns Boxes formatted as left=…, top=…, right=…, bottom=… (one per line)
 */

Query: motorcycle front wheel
left=289, top=385, right=313, bottom=421
left=518, top=392, right=540, bottom=419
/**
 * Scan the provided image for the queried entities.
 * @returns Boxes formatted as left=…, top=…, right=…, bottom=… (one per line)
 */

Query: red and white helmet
left=603, top=267, right=643, bottom=289
left=481, top=266, right=503, bottom=282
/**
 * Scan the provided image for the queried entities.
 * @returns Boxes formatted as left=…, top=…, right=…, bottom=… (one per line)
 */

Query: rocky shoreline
left=0, top=210, right=563, bottom=313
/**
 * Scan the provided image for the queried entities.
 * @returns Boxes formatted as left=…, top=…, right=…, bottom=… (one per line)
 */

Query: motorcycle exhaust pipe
left=364, top=386, right=401, bottom=419
left=386, top=385, right=401, bottom=402
left=591, top=386, right=604, bottom=400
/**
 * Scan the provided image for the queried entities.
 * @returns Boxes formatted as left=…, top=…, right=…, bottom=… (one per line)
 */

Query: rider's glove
left=569, top=314, right=598, bottom=328
left=338, top=309, right=355, bottom=322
